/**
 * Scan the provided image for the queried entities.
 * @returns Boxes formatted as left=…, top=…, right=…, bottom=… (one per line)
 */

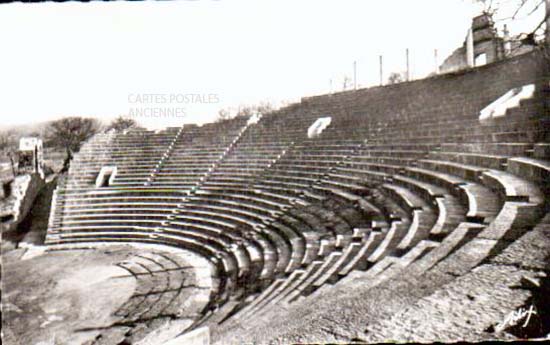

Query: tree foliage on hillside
left=235, top=102, right=275, bottom=118
left=217, top=108, right=232, bottom=122
left=108, top=116, right=138, bottom=132
left=45, top=117, right=101, bottom=171
left=216, top=101, right=276, bottom=122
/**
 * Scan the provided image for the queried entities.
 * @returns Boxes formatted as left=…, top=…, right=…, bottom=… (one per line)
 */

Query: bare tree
left=387, top=72, right=405, bottom=85
left=108, top=116, right=137, bottom=132
left=0, top=132, right=17, bottom=178
left=475, top=0, right=548, bottom=48
left=476, top=0, right=545, bottom=21
left=0, top=132, right=8, bottom=152
left=342, top=76, right=352, bottom=90
left=45, top=117, right=100, bottom=171
left=235, top=105, right=255, bottom=118
left=217, top=101, right=276, bottom=122
left=255, top=101, right=275, bottom=115
left=216, top=108, right=233, bottom=122
left=236, top=102, right=275, bottom=117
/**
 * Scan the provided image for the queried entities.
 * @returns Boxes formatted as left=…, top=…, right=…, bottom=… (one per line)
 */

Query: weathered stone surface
left=1, top=245, right=210, bottom=345
left=491, top=213, right=550, bottom=270
left=364, top=264, right=537, bottom=343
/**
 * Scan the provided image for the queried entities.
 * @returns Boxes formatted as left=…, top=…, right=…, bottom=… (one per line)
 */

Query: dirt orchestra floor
left=1, top=244, right=213, bottom=345
left=2, top=247, right=138, bottom=345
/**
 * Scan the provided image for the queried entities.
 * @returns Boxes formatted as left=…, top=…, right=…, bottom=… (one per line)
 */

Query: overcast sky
left=0, top=0, right=545, bottom=129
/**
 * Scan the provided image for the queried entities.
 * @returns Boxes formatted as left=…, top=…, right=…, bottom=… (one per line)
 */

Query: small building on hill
left=18, top=137, right=44, bottom=179
left=440, top=13, right=535, bottom=74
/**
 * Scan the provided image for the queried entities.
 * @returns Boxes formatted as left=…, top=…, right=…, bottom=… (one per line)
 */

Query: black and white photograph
left=1, top=0, right=549, bottom=344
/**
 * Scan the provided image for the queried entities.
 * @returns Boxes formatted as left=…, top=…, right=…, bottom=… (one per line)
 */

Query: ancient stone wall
left=301, top=50, right=549, bottom=123
left=0, top=173, right=45, bottom=233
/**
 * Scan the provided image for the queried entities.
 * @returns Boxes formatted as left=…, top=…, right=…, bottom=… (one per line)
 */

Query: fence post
left=379, top=55, right=384, bottom=86
left=434, top=49, right=440, bottom=75
left=466, top=28, right=474, bottom=68
left=353, top=61, right=357, bottom=90
left=406, top=48, right=410, bottom=81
